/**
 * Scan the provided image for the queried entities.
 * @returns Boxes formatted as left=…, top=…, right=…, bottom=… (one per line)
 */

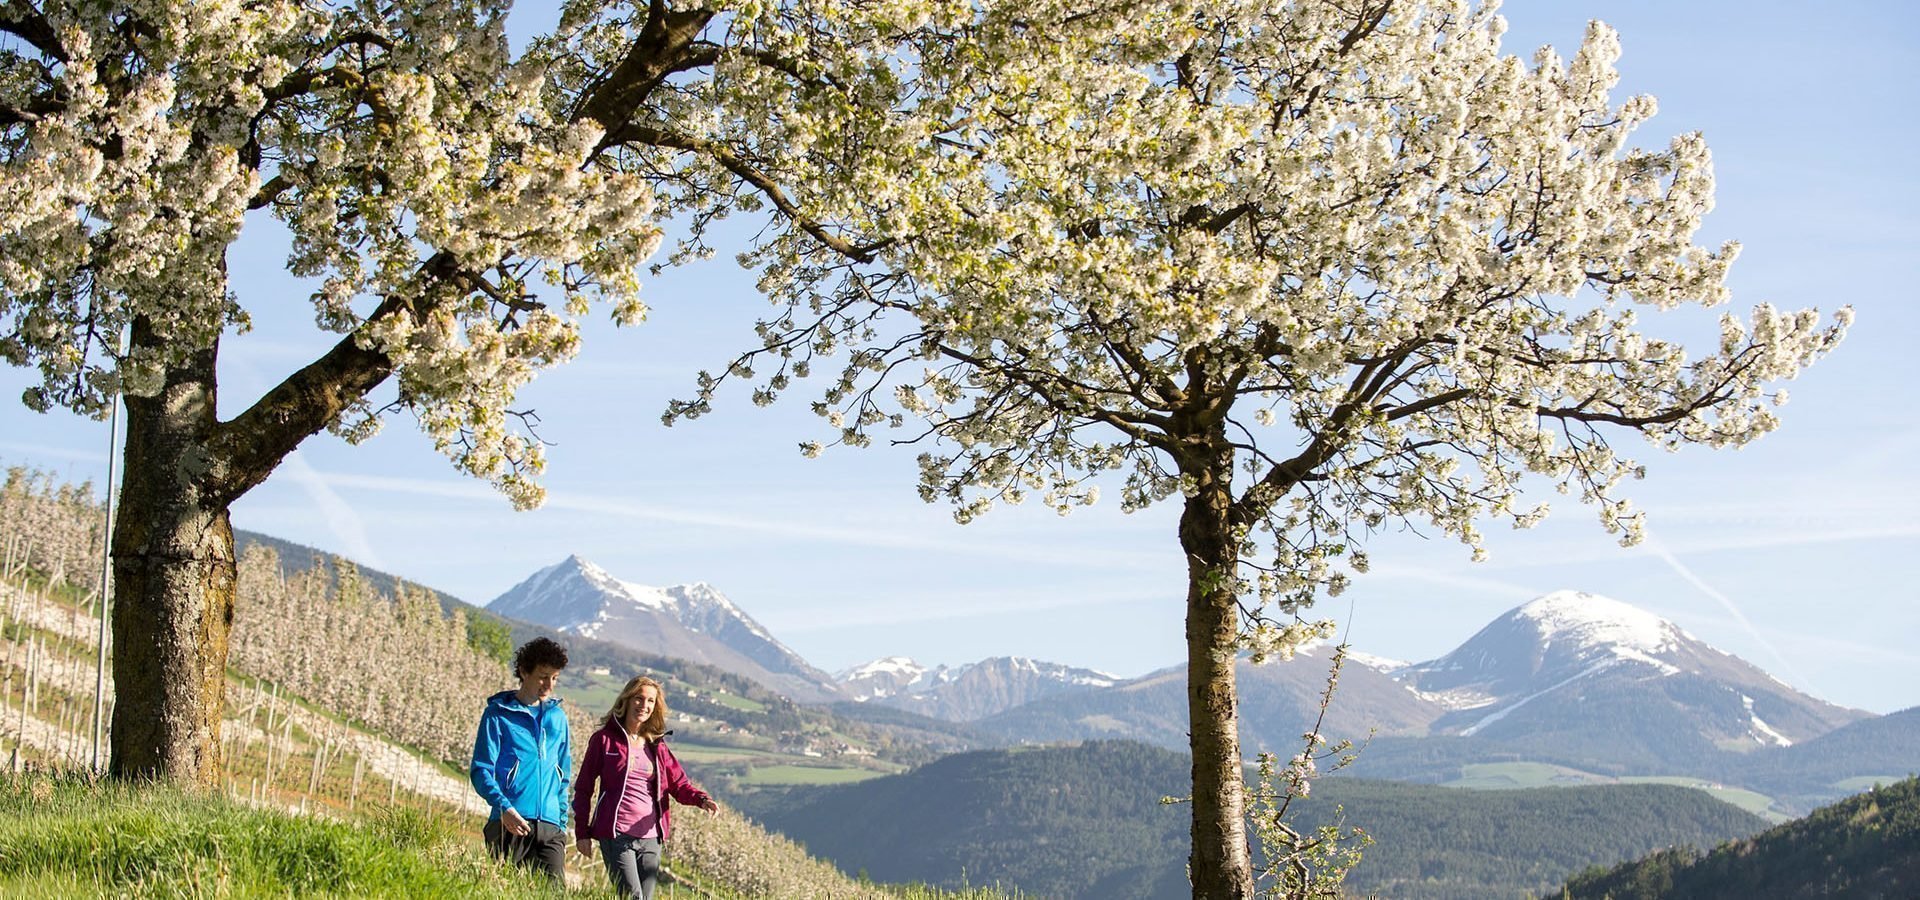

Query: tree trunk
left=1180, top=440, right=1256, bottom=899
left=108, top=321, right=234, bottom=787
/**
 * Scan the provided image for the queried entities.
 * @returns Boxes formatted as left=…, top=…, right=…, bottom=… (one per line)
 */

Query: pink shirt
left=609, top=732, right=661, bottom=839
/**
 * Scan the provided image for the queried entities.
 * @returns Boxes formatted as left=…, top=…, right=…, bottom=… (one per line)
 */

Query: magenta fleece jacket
left=571, top=722, right=711, bottom=842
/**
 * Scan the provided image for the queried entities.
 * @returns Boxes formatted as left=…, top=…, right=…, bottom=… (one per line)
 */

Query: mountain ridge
left=837, top=654, right=1120, bottom=720
left=487, top=555, right=842, bottom=702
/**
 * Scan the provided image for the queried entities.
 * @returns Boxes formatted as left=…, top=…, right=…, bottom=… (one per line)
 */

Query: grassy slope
left=0, top=773, right=1014, bottom=899
left=0, top=775, right=547, bottom=899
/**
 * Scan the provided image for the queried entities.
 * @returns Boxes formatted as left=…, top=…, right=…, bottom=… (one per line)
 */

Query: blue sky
left=4, top=1, right=1917, bottom=714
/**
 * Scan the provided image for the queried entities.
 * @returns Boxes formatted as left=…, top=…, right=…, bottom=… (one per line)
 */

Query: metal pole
left=91, top=392, right=119, bottom=773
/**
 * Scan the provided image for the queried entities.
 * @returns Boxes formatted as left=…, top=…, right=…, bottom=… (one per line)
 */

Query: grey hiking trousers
left=599, top=834, right=663, bottom=900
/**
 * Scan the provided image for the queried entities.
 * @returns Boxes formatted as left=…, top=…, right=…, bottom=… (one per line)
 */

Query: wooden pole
left=304, top=736, right=329, bottom=812
left=91, top=396, right=119, bottom=773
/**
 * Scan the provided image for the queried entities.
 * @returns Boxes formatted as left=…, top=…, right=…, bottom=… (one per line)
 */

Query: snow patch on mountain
left=1458, top=659, right=1618, bottom=737
left=1345, top=651, right=1410, bottom=674
left=839, top=656, right=927, bottom=681
left=1743, top=694, right=1794, bottom=747
left=1407, top=685, right=1500, bottom=711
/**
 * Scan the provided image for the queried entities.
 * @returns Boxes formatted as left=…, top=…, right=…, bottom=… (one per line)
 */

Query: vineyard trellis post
left=92, top=385, right=121, bottom=772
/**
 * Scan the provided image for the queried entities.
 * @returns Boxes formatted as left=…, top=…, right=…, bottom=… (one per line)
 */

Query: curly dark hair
left=512, top=637, right=569, bottom=677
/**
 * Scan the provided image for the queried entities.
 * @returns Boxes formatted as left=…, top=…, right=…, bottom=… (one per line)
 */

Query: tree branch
left=0, top=9, right=68, bottom=62
left=574, top=0, right=716, bottom=136
left=610, top=122, right=890, bottom=263
left=936, top=342, right=1176, bottom=448
left=247, top=175, right=291, bottom=210
left=0, top=94, right=60, bottom=126
left=209, top=253, right=468, bottom=502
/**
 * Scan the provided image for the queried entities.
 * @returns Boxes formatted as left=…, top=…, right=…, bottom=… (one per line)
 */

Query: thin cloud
left=0, top=440, right=109, bottom=465
left=1462, top=520, right=1920, bottom=573
left=306, top=468, right=1171, bottom=573
left=1671, top=612, right=1920, bottom=670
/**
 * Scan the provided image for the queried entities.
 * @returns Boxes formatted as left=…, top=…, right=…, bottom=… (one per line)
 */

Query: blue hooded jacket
left=470, top=690, right=571, bottom=826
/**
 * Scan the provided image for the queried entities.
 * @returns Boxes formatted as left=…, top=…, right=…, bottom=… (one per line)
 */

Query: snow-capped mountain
left=837, top=656, right=942, bottom=701
left=837, top=655, right=1120, bottom=721
left=975, top=590, right=1869, bottom=775
left=488, top=556, right=840, bottom=702
left=1398, top=590, right=1867, bottom=754
left=975, top=648, right=1444, bottom=751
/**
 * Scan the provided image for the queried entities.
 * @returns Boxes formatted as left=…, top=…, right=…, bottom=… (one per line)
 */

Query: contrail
left=224, top=353, right=388, bottom=572
left=277, top=450, right=390, bottom=572
left=1642, top=531, right=1815, bottom=691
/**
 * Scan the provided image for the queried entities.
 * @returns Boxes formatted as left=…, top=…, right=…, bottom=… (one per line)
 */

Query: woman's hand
left=576, top=838, right=594, bottom=856
left=697, top=797, right=719, bottom=814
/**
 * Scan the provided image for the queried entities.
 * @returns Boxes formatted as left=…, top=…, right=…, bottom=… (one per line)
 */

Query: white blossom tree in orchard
left=673, top=1, right=1852, bottom=895
left=0, top=0, right=1017, bottom=785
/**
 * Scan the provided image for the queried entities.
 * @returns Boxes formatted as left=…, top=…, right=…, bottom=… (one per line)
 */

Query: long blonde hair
left=604, top=676, right=669, bottom=740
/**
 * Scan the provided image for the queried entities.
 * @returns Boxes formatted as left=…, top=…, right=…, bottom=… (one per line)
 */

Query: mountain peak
left=1511, top=589, right=1685, bottom=657
left=486, top=557, right=839, bottom=701
left=839, top=656, right=925, bottom=680
left=674, top=580, right=737, bottom=609
left=560, top=553, right=610, bottom=579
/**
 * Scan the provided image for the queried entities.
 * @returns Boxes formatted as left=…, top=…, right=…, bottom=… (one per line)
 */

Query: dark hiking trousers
left=599, top=835, right=663, bottom=900
left=484, top=818, right=569, bottom=883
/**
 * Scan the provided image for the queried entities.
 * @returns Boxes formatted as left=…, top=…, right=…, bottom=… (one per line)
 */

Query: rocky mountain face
left=837, top=656, right=1119, bottom=721
left=487, top=555, right=842, bottom=702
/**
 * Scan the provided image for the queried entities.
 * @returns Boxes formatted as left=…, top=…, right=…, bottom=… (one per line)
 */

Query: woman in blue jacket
left=470, top=637, right=573, bottom=881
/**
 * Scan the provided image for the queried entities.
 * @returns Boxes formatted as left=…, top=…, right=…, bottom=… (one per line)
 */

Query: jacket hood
left=487, top=690, right=561, bottom=714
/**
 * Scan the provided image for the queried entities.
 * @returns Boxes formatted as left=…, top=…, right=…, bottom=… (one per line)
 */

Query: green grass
left=559, top=670, right=625, bottom=718
left=668, top=741, right=792, bottom=764
left=0, top=773, right=549, bottom=899
left=703, top=691, right=768, bottom=713
left=740, top=764, right=890, bottom=786
left=1617, top=776, right=1785, bottom=822
left=1831, top=775, right=1907, bottom=793
left=1444, top=764, right=1791, bottom=823
left=0, top=771, right=1008, bottom=899
left=1445, top=762, right=1609, bottom=789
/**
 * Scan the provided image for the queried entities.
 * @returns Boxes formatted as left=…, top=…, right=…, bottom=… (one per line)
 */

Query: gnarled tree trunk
left=108, top=321, right=234, bottom=786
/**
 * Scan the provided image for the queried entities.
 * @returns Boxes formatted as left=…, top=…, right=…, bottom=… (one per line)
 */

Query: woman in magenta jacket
left=571, top=676, right=719, bottom=899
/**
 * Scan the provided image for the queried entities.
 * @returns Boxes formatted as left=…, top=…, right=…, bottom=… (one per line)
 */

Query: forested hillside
left=738, top=740, right=1769, bottom=900
left=1560, top=776, right=1920, bottom=899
